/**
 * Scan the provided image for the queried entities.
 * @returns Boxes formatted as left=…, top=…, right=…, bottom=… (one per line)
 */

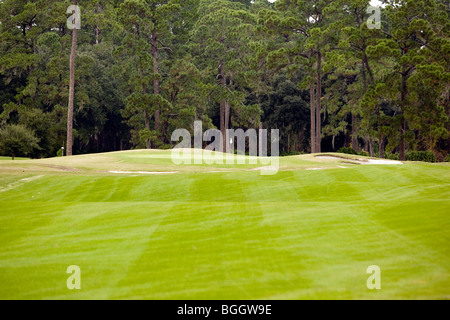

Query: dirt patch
left=38, top=164, right=83, bottom=172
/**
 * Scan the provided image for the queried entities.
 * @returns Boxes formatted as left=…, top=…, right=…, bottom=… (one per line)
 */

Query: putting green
left=0, top=150, right=449, bottom=299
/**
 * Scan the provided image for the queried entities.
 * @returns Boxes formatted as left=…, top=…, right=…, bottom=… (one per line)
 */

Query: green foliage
left=191, top=0, right=262, bottom=131
left=0, top=124, right=40, bottom=159
left=280, top=150, right=302, bottom=157
left=260, top=74, right=309, bottom=153
left=338, top=147, right=359, bottom=156
left=384, top=152, right=400, bottom=161
left=406, top=151, right=438, bottom=163
left=338, top=147, right=372, bottom=158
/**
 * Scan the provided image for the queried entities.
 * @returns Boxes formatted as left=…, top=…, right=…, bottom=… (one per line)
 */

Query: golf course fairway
left=0, top=150, right=449, bottom=300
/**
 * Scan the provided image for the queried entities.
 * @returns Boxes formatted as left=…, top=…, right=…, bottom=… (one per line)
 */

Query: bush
left=338, top=147, right=359, bottom=155
left=337, top=147, right=370, bottom=157
left=0, top=124, right=40, bottom=160
left=384, top=152, right=400, bottom=161
left=159, top=144, right=173, bottom=150
left=406, top=151, right=437, bottom=163
left=281, top=151, right=302, bottom=157
left=445, top=154, right=450, bottom=162
left=358, top=150, right=370, bottom=157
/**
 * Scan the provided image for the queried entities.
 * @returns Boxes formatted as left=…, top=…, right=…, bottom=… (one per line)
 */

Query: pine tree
left=118, top=0, right=181, bottom=149
left=368, top=0, right=449, bottom=160
left=191, top=0, right=261, bottom=151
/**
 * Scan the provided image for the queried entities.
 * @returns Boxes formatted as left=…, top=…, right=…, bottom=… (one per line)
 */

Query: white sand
left=365, top=159, right=403, bottom=165
left=316, top=155, right=403, bottom=165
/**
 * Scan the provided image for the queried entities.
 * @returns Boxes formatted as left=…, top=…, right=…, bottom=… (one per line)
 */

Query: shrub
left=358, top=151, right=370, bottom=157
left=0, top=125, right=40, bottom=160
left=445, top=154, right=450, bottom=162
left=384, top=152, right=400, bottom=161
left=159, top=144, right=173, bottom=150
left=338, top=147, right=358, bottom=155
left=281, top=151, right=302, bottom=157
left=406, top=151, right=437, bottom=163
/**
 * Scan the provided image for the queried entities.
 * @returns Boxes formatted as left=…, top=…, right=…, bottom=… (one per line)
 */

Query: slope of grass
left=0, top=150, right=449, bottom=299
left=0, top=156, right=29, bottom=161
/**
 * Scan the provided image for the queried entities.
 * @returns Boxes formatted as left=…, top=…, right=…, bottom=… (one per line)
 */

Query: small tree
left=0, top=125, right=40, bottom=160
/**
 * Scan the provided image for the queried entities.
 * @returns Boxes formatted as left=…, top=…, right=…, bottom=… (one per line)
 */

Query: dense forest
left=0, top=0, right=449, bottom=161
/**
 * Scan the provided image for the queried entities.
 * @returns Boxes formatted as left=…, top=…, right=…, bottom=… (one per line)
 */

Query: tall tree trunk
left=310, top=83, right=316, bottom=153
left=399, top=72, right=408, bottom=161
left=220, top=62, right=228, bottom=152
left=399, top=118, right=406, bottom=161
left=298, top=129, right=304, bottom=152
left=315, top=52, right=322, bottom=153
left=220, top=100, right=225, bottom=150
left=364, top=137, right=369, bottom=152
left=352, top=113, right=358, bottom=151
left=225, top=78, right=232, bottom=141
left=379, top=135, right=386, bottom=159
left=94, top=126, right=99, bottom=152
left=95, top=25, right=99, bottom=45
left=143, top=86, right=151, bottom=149
left=224, top=102, right=230, bottom=135
left=66, top=0, right=78, bottom=157
left=369, top=138, right=375, bottom=157
left=152, top=29, right=161, bottom=133
left=144, top=110, right=151, bottom=149
left=288, top=132, right=291, bottom=152
left=364, top=54, right=375, bottom=85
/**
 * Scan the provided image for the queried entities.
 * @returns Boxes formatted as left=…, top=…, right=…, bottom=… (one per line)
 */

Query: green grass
left=0, top=150, right=449, bottom=299
left=0, top=156, right=29, bottom=161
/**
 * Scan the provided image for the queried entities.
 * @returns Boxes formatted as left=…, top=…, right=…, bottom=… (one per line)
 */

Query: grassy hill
left=0, top=150, right=449, bottom=299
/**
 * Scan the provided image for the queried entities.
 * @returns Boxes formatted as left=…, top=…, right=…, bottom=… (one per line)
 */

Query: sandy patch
left=316, top=155, right=403, bottom=165
left=365, top=159, right=403, bottom=165
left=38, top=164, right=82, bottom=172
left=0, top=175, right=44, bottom=193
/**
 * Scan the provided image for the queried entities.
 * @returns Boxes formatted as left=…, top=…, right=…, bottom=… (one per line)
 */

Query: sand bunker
left=363, top=159, right=403, bottom=165
left=316, top=155, right=403, bottom=165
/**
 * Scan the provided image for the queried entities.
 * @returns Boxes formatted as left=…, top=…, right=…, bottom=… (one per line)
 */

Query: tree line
left=0, top=0, right=449, bottom=161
